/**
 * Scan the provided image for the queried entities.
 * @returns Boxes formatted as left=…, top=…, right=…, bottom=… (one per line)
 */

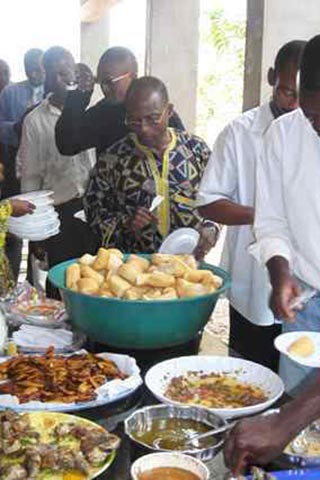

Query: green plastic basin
left=48, top=256, right=230, bottom=350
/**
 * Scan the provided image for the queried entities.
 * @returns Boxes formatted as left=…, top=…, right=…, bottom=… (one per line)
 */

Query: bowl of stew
left=130, top=452, right=209, bottom=480
left=125, top=404, right=227, bottom=461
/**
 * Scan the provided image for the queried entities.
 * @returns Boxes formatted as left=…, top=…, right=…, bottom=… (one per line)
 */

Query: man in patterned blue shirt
left=84, top=76, right=219, bottom=254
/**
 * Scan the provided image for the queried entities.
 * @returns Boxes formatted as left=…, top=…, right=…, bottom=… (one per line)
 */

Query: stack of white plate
left=8, top=190, right=60, bottom=241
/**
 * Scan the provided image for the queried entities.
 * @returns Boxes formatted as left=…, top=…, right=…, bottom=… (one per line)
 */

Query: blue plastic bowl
left=48, top=256, right=230, bottom=350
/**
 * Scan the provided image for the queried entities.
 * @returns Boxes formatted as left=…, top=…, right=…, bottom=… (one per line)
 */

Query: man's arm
left=0, top=86, right=19, bottom=146
left=199, top=200, right=254, bottom=225
left=83, top=156, right=131, bottom=246
left=55, top=89, right=98, bottom=155
left=18, top=117, right=42, bottom=192
left=251, top=123, right=299, bottom=319
left=224, top=372, right=320, bottom=474
left=197, top=124, right=254, bottom=226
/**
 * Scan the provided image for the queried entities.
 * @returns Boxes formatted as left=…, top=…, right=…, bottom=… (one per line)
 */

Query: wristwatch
left=201, top=219, right=221, bottom=236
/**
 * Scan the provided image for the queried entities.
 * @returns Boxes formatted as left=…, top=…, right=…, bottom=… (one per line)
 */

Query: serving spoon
left=185, top=421, right=236, bottom=447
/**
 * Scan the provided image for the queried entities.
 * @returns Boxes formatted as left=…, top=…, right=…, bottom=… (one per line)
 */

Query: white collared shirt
left=17, top=97, right=96, bottom=205
left=197, top=103, right=275, bottom=325
left=251, top=108, right=320, bottom=290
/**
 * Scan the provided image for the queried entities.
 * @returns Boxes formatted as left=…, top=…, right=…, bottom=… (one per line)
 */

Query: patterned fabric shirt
left=0, top=199, right=14, bottom=295
left=84, top=129, right=211, bottom=253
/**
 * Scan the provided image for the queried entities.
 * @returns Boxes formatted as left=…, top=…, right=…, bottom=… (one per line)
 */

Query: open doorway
left=196, top=0, right=247, bottom=145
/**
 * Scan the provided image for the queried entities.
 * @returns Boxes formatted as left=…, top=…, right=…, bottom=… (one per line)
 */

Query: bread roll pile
left=66, top=249, right=223, bottom=300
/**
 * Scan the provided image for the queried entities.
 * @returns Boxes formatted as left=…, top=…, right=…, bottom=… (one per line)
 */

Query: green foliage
left=197, top=2, right=246, bottom=144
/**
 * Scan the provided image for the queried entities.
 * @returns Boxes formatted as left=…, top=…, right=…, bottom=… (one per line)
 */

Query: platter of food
left=0, top=347, right=142, bottom=411
left=0, top=409, right=120, bottom=479
left=274, top=331, right=320, bottom=368
left=65, top=249, right=223, bottom=300
left=145, top=356, right=284, bottom=419
left=9, top=298, right=67, bottom=328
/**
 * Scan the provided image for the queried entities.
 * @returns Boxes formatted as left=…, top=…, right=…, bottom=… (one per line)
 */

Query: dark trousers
left=43, top=198, right=98, bottom=299
left=5, top=233, right=22, bottom=282
left=229, top=306, right=281, bottom=373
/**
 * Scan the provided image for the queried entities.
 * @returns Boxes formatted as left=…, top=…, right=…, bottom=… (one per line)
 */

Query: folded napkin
left=13, top=325, right=73, bottom=348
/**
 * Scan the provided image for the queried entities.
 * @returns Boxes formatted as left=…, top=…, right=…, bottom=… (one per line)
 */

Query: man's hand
left=267, top=256, right=301, bottom=321
left=193, top=223, right=220, bottom=261
left=75, top=63, right=95, bottom=93
left=0, top=163, right=4, bottom=183
left=10, top=200, right=35, bottom=217
left=131, top=207, right=158, bottom=232
left=224, top=414, right=291, bottom=475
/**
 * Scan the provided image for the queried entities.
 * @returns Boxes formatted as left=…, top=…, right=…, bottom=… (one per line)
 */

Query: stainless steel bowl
left=264, top=409, right=320, bottom=469
left=124, top=404, right=227, bottom=461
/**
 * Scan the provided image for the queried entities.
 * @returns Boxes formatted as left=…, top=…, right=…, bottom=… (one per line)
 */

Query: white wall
left=260, top=0, right=320, bottom=102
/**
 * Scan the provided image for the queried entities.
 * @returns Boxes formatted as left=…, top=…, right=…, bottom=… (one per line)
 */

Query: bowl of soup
left=125, top=404, right=227, bottom=461
left=131, top=452, right=209, bottom=480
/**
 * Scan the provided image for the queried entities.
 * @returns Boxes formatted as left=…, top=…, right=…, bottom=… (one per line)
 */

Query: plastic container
left=48, top=256, right=230, bottom=350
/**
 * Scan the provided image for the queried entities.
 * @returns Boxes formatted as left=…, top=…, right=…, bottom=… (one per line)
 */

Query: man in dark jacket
left=55, top=47, right=184, bottom=156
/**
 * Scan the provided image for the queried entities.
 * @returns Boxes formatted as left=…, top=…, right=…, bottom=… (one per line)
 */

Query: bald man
left=55, top=47, right=184, bottom=156
left=84, top=76, right=218, bottom=255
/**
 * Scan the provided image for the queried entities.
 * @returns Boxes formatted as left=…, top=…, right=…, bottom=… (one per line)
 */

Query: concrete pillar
left=244, top=0, right=320, bottom=110
left=146, top=0, right=200, bottom=132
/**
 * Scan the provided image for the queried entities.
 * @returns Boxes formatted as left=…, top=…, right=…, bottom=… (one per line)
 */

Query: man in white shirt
left=17, top=46, right=97, bottom=298
left=251, top=35, right=320, bottom=394
left=197, top=40, right=306, bottom=371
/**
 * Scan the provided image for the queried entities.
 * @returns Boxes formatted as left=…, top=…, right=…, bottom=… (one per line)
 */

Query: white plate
left=145, top=355, right=284, bottom=419
left=9, top=190, right=54, bottom=202
left=274, top=331, right=320, bottom=368
left=0, top=351, right=142, bottom=412
left=159, top=228, right=200, bottom=255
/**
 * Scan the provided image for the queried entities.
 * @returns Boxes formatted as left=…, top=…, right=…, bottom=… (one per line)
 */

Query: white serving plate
left=145, top=355, right=284, bottom=419
left=159, top=227, right=200, bottom=255
left=274, top=331, right=320, bottom=368
left=0, top=351, right=142, bottom=412
left=10, top=220, right=60, bottom=241
left=131, top=452, right=209, bottom=480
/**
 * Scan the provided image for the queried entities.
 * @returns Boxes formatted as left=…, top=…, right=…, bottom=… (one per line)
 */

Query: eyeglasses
left=101, top=72, right=131, bottom=88
left=125, top=104, right=169, bottom=128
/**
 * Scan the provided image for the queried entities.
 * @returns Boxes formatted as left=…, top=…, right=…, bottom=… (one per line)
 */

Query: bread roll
left=160, top=287, right=178, bottom=300
left=123, top=286, right=147, bottom=300
left=93, top=248, right=110, bottom=270
left=99, top=288, right=114, bottom=298
left=107, top=253, right=123, bottom=273
left=178, top=255, right=198, bottom=270
left=151, top=253, right=174, bottom=266
left=184, top=269, right=219, bottom=285
left=78, top=253, right=96, bottom=266
left=176, top=278, right=209, bottom=298
left=106, top=248, right=123, bottom=259
left=77, top=278, right=100, bottom=295
left=142, top=289, right=163, bottom=300
left=136, top=272, right=175, bottom=288
left=288, top=336, right=315, bottom=357
left=109, top=275, right=131, bottom=298
left=118, top=263, right=140, bottom=284
left=66, top=264, right=81, bottom=290
left=127, top=254, right=150, bottom=272
left=80, top=265, right=104, bottom=286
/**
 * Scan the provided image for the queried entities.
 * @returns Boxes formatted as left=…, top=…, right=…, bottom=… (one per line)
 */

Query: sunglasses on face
left=100, top=72, right=131, bottom=89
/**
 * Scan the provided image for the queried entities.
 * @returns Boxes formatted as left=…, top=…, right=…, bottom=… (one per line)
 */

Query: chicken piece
left=40, top=445, right=60, bottom=471
left=2, top=438, right=22, bottom=454
left=25, top=446, right=42, bottom=479
left=1, top=464, right=28, bottom=480
left=54, top=422, right=77, bottom=438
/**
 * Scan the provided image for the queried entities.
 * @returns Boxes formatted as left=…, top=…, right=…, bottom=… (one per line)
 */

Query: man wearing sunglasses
left=83, top=76, right=218, bottom=255
left=55, top=47, right=184, bottom=156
